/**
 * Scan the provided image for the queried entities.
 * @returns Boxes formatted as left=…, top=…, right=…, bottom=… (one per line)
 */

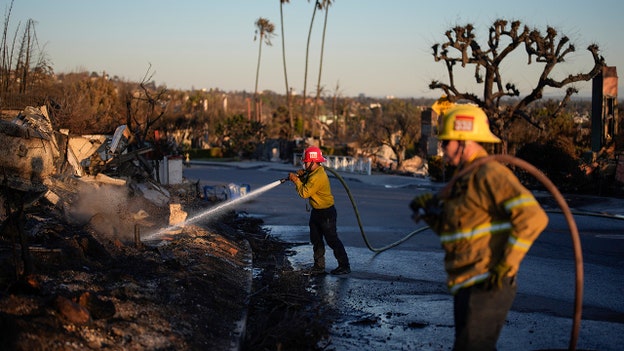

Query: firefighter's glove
left=409, top=192, right=436, bottom=222
left=486, top=262, right=513, bottom=290
left=288, top=172, right=299, bottom=183
left=410, top=193, right=434, bottom=210
left=296, top=169, right=306, bottom=177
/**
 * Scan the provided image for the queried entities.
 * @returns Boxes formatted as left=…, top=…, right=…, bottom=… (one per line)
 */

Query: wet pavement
left=185, top=160, right=624, bottom=351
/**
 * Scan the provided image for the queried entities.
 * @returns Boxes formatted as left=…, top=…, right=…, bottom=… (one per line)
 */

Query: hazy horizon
left=10, top=0, right=623, bottom=100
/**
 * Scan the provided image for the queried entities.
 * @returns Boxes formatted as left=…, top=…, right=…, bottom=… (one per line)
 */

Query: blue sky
left=8, top=0, right=623, bottom=99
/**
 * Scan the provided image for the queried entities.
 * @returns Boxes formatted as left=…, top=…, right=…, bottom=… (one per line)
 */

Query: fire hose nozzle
left=280, top=170, right=309, bottom=184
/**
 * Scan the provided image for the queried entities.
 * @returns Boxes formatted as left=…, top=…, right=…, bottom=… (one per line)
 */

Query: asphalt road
left=184, top=161, right=624, bottom=351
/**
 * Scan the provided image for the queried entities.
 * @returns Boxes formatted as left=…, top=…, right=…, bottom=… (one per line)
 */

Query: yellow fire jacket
left=293, top=165, right=335, bottom=210
left=424, top=151, right=549, bottom=294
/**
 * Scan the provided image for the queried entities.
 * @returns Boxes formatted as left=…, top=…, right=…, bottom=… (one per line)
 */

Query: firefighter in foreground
left=288, top=146, right=351, bottom=275
left=410, top=104, right=549, bottom=350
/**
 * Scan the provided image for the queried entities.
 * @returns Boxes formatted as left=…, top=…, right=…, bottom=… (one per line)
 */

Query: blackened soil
left=0, top=195, right=331, bottom=351
left=233, top=213, right=333, bottom=351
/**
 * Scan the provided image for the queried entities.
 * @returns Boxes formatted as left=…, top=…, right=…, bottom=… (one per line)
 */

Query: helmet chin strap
left=457, top=141, right=468, bottom=168
left=302, top=162, right=314, bottom=172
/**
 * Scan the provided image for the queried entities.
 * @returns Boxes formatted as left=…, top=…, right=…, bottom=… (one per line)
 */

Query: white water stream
left=142, top=179, right=284, bottom=241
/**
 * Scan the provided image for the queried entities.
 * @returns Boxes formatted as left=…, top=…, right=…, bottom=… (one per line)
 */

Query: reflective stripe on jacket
left=426, top=151, right=548, bottom=294
left=293, top=165, right=334, bottom=209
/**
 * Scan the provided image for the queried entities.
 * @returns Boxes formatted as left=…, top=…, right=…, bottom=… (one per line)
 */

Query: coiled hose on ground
left=326, top=154, right=583, bottom=351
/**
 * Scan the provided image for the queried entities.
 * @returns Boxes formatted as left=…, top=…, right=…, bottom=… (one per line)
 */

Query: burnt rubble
left=0, top=106, right=252, bottom=350
left=0, top=106, right=330, bottom=350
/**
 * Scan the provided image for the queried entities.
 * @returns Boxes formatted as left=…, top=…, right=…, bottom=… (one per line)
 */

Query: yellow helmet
left=438, top=104, right=501, bottom=143
left=431, top=95, right=455, bottom=116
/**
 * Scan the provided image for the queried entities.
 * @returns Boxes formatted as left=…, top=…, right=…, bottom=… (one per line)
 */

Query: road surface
left=184, top=161, right=624, bottom=351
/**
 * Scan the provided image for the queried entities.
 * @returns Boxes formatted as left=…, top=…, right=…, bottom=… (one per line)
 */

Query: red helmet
left=302, top=146, right=326, bottom=163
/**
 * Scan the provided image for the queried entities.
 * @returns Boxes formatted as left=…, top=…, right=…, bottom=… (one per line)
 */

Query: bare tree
left=0, top=0, right=16, bottom=95
left=302, top=0, right=322, bottom=138
left=0, top=1, right=52, bottom=107
left=16, top=19, right=39, bottom=94
left=430, top=20, right=604, bottom=152
left=330, top=80, right=345, bottom=141
left=363, top=99, right=421, bottom=169
left=253, top=17, right=275, bottom=123
left=312, top=0, right=333, bottom=142
left=124, top=64, right=169, bottom=148
left=279, top=0, right=294, bottom=139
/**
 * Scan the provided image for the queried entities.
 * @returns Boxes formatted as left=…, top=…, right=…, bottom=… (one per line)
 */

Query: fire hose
left=323, top=155, right=583, bottom=351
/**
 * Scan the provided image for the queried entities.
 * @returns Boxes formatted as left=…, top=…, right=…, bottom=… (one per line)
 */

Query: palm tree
left=279, top=0, right=294, bottom=139
left=253, top=17, right=275, bottom=122
left=312, top=0, right=333, bottom=144
left=302, top=0, right=322, bottom=138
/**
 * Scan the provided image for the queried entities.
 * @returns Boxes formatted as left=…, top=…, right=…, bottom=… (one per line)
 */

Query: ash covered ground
left=0, top=176, right=331, bottom=351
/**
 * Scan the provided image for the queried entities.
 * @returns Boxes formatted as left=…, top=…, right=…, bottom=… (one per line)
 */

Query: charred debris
left=0, top=105, right=198, bottom=279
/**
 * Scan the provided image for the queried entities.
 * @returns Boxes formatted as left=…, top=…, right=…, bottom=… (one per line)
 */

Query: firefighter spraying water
left=285, top=146, right=352, bottom=276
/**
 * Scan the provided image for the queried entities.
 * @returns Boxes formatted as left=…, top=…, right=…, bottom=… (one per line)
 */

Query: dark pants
left=453, top=277, right=517, bottom=351
left=309, top=206, right=350, bottom=269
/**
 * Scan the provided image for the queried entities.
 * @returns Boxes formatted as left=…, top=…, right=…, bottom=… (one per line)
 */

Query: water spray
left=142, top=179, right=286, bottom=242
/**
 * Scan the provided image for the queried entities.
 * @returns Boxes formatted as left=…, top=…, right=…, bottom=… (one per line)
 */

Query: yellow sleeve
left=479, top=163, right=549, bottom=274
left=294, top=167, right=334, bottom=209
